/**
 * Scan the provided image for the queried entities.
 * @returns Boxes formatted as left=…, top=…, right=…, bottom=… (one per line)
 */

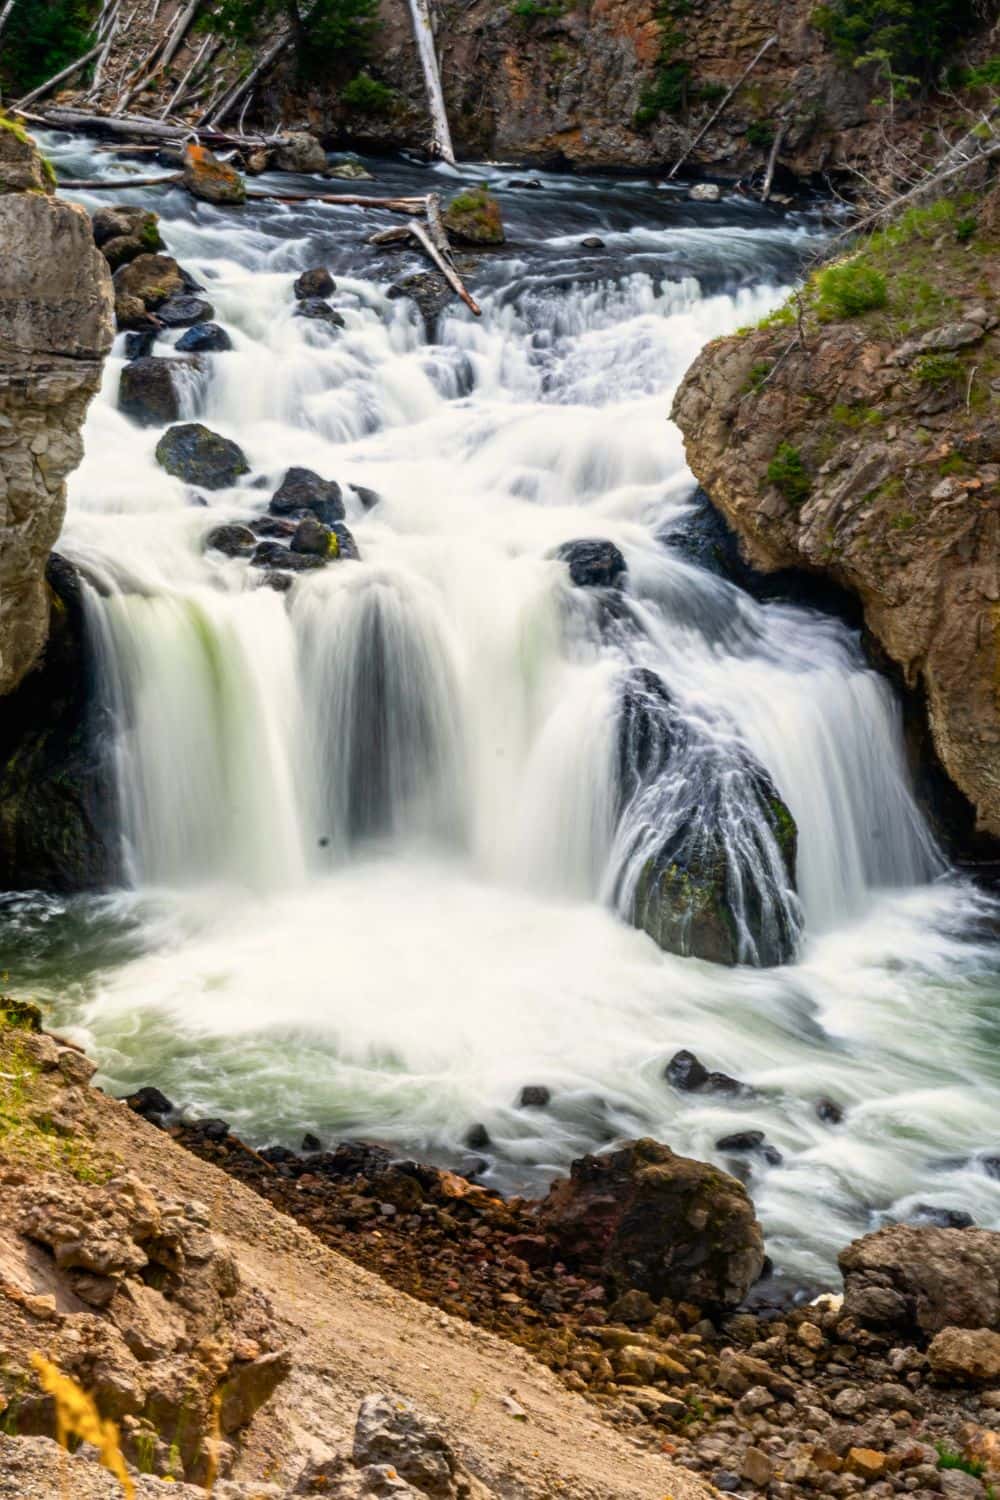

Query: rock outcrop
left=0, top=118, right=113, bottom=698
left=840, top=1224, right=1000, bottom=1338
left=672, top=188, right=1000, bottom=839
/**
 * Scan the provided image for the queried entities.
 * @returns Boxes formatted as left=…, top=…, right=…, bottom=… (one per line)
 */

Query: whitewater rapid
left=5, top=135, right=1000, bottom=1290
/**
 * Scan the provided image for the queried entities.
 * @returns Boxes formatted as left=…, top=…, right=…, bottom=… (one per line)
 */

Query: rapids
left=4, top=136, right=1000, bottom=1290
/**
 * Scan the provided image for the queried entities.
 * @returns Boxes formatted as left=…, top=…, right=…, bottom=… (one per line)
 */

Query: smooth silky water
left=4, top=135, right=1000, bottom=1291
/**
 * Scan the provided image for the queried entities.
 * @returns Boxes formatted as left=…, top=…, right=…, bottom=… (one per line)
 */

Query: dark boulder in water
left=269, top=467, right=345, bottom=524
left=204, top=523, right=257, bottom=558
left=123, top=329, right=157, bottom=361
left=157, top=295, right=214, bottom=328
left=518, top=1085, right=551, bottom=1108
left=294, top=267, right=335, bottom=300
left=465, top=1123, right=491, bottom=1150
left=251, top=539, right=325, bottom=572
left=615, top=666, right=800, bottom=967
left=295, top=298, right=345, bottom=327
left=907, top=1204, right=975, bottom=1230
left=0, top=555, right=119, bottom=893
left=555, top=538, right=627, bottom=590
left=155, top=423, right=249, bottom=490
left=125, top=1085, right=174, bottom=1120
left=664, top=1049, right=749, bottom=1096
left=716, top=1130, right=783, bottom=1165
left=119, top=356, right=193, bottom=427
left=816, top=1097, right=844, bottom=1125
left=176, top=322, right=232, bottom=353
left=580, top=235, right=606, bottom=249
left=291, top=516, right=338, bottom=558
left=538, top=1137, right=765, bottom=1309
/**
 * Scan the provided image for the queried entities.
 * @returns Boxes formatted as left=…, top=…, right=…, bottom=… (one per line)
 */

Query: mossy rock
left=155, top=423, right=249, bottom=490
left=0, top=997, right=42, bottom=1032
left=443, top=188, right=505, bottom=247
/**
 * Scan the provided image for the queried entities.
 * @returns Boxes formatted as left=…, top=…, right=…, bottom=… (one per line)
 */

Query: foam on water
left=5, top=135, right=1000, bottom=1287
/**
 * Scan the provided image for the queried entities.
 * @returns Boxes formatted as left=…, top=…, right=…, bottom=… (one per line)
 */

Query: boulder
left=205, top=523, right=257, bottom=557
left=155, top=423, right=249, bottom=490
left=294, top=267, right=336, bottom=300
left=176, top=322, right=232, bottom=353
left=929, top=1327, right=1000, bottom=1384
left=124, top=329, right=156, bottom=360
left=269, top=466, right=345, bottom=524
left=555, top=538, right=627, bottom=589
left=326, top=160, right=374, bottom=180
left=839, top=1225, right=1000, bottom=1337
left=518, top=1085, right=551, bottom=1108
left=251, top=540, right=326, bottom=573
left=92, top=205, right=163, bottom=269
left=581, top=235, right=606, bottom=249
left=0, top=132, right=114, bottom=700
left=119, top=356, right=193, bottom=426
left=538, top=1137, right=766, bottom=1309
left=387, top=272, right=452, bottom=339
left=181, top=143, right=245, bottom=205
left=273, top=131, right=327, bottom=174
left=291, top=516, right=339, bottom=557
left=353, top=1393, right=464, bottom=1498
left=295, top=298, right=346, bottom=327
left=112, top=252, right=183, bottom=328
left=442, top=188, right=505, bottom=246
left=689, top=182, right=721, bottom=202
left=157, top=294, right=214, bottom=328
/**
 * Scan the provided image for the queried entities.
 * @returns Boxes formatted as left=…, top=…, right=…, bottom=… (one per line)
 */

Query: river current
left=4, top=134, right=1000, bottom=1291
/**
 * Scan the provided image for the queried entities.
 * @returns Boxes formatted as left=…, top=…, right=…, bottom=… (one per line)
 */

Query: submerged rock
left=118, top=355, right=194, bottom=426
left=205, top=523, right=257, bottom=557
left=251, top=540, right=326, bottom=573
left=181, top=142, right=245, bottom=204
left=840, top=1224, right=1000, bottom=1336
left=295, top=297, right=346, bottom=327
left=176, top=321, right=232, bottom=353
left=294, top=267, right=336, bottom=300
left=539, top=1137, right=765, bottom=1309
left=269, top=466, right=345, bottom=524
left=555, top=538, right=627, bottom=589
left=155, top=423, right=249, bottom=489
left=326, top=159, right=373, bottom=181
left=124, top=328, right=157, bottom=360
left=273, top=131, right=327, bottom=174
left=442, top=188, right=505, bottom=246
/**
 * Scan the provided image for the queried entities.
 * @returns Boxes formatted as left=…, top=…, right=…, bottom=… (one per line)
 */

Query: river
left=3, top=133, right=1000, bottom=1292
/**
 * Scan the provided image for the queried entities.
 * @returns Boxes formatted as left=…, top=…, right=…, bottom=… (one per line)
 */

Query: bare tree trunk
left=667, top=34, right=777, bottom=180
left=408, top=217, right=480, bottom=313
left=160, top=0, right=203, bottom=73
left=15, top=40, right=105, bottom=108
left=159, top=31, right=213, bottom=117
left=0, top=0, right=17, bottom=45
left=405, top=0, right=455, bottom=164
left=761, top=118, right=789, bottom=203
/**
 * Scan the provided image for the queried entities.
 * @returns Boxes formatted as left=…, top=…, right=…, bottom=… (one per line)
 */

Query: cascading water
left=4, top=135, right=1000, bottom=1290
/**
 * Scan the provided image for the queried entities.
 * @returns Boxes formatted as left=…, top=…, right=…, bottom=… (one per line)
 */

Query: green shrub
left=341, top=72, right=395, bottom=113
left=0, top=0, right=97, bottom=94
left=814, top=261, right=887, bottom=319
left=914, top=353, right=962, bottom=386
left=201, top=0, right=377, bottom=78
left=512, top=0, right=565, bottom=16
left=746, top=119, right=775, bottom=149
left=635, top=61, right=690, bottom=123
left=955, top=215, right=977, bottom=242
left=960, top=55, right=1000, bottom=88
left=767, top=444, right=811, bottom=505
left=812, top=0, right=989, bottom=85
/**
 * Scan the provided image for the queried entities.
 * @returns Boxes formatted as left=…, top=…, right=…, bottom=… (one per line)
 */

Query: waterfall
left=405, top=0, right=456, bottom=164
left=13, top=131, right=998, bottom=1289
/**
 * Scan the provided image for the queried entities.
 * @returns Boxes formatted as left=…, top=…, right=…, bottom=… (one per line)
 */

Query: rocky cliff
left=673, top=186, right=1000, bottom=842
left=0, top=118, right=113, bottom=698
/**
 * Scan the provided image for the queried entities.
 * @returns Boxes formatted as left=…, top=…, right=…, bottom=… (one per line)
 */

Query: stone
left=0, top=131, right=114, bottom=698
left=689, top=182, right=721, bottom=201
left=205, top=523, right=257, bottom=557
left=92, top=204, right=161, bottom=252
left=112, top=253, right=184, bottom=326
left=465, top=1123, right=491, bottom=1150
left=939, top=1472, right=987, bottom=1498
left=442, top=188, right=505, bottom=246
left=538, top=1136, right=765, bottom=1309
left=270, top=467, right=345, bottom=524
left=273, top=132, right=328, bottom=174
left=665, top=1049, right=709, bottom=1091
left=909, top=1204, right=975, bottom=1230
left=555, top=537, right=626, bottom=589
left=840, top=1226, right=1000, bottom=1337
left=155, top=423, right=249, bottom=490
left=181, top=143, right=245, bottom=204
left=119, top=356, right=194, bottom=426
left=326, top=160, right=374, bottom=180
left=518, top=1085, right=551, bottom=1107
left=928, top=1327, right=1000, bottom=1384
left=156, top=295, right=214, bottom=328
left=291, top=516, right=340, bottom=557
left=817, top=1098, right=845, bottom=1125
left=294, top=267, right=336, bottom=300
left=251, top=540, right=326, bottom=573
left=353, top=1392, right=462, bottom=1497
left=845, top=1449, right=888, bottom=1479
left=581, top=235, right=606, bottom=248
left=295, top=298, right=346, bottom=327
left=742, top=1446, right=774, bottom=1486
left=125, top=1085, right=174, bottom=1118
left=176, top=322, right=232, bottom=353
left=218, top=1350, right=292, bottom=1432
left=124, top=329, right=157, bottom=359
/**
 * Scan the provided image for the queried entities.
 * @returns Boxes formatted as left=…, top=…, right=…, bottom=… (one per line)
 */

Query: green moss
left=743, top=361, right=773, bottom=394
left=766, top=443, right=811, bottom=506
left=914, top=352, right=962, bottom=386
left=512, top=0, right=565, bottom=16
left=814, top=261, right=887, bottom=320
left=326, top=531, right=340, bottom=558
left=139, top=217, right=163, bottom=250
left=889, top=511, right=916, bottom=530
left=0, top=113, right=32, bottom=145
left=832, top=402, right=882, bottom=427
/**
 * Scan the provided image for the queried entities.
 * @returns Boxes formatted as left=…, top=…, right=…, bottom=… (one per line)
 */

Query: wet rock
left=155, top=423, right=249, bottom=490
left=273, top=132, right=327, bottom=174
left=124, top=328, right=156, bottom=359
left=465, top=1123, right=491, bottom=1150
left=352, top=483, right=381, bottom=509
left=112, top=252, right=183, bottom=326
left=125, top=1085, right=174, bottom=1120
left=816, top=1098, right=844, bottom=1125
left=840, top=1226, right=1000, bottom=1336
left=928, top=1327, right=1000, bottom=1384
left=518, top=1085, right=551, bottom=1108
left=270, top=467, right=345, bottom=524
left=665, top=1048, right=708, bottom=1091
left=538, top=1136, right=765, bottom=1309
left=689, top=182, right=721, bottom=202
left=295, top=298, right=346, bottom=327
left=302, top=1132, right=322, bottom=1152
left=326, top=159, right=374, bottom=180
left=908, top=1204, right=975, bottom=1230
left=580, top=235, right=606, bottom=248
left=181, top=143, right=245, bottom=204
left=716, top=1130, right=782, bottom=1165
left=555, top=538, right=627, bottom=589
left=294, top=267, right=336, bottom=300
left=176, top=321, right=232, bottom=353
left=119, top=355, right=193, bottom=426
left=251, top=540, right=326, bottom=573
left=157, top=294, right=214, bottom=328
left=442, top=188, right=505, bottom=247
left=353, top=1392, right=464, bottom=1497
left=0, top=117, right=56, bottom=192
left=92, top=205, right=163, bottom=270
left=386, top=272, right=451, bottom=338
left=205, top=523, right=257, bottom=558
left=292, top=516, right=340, bottom=557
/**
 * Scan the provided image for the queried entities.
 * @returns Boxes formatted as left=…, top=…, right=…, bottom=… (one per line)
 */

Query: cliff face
left=672, top=187, right=1000, bottom=841
left=0, top=119, right=114, bottom=699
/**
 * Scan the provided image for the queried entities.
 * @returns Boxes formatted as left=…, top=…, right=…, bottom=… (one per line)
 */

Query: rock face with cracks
left=0, top=122, right=113, bottom=697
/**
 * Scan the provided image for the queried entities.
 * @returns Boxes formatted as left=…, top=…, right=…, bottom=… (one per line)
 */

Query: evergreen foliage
left=202, top=0, right=378, bottom=79
left=813, top=0, right=994, bottom=85
left=1, top=0, right=97, bottom=94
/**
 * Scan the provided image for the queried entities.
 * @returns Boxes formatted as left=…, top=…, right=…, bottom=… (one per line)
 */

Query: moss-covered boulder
left=539, top=1137, right=765, bottom=1310
left=181, top=144, right=245, bottom=205
left=616, top=668, right=799, bottom=967
left=443, top=188, right=505, bottom=246
left=92, top=205, right=163, bottom=270
left=155, top=423, right=249, bottom=490
left=0, top=113, right=55, bottom=194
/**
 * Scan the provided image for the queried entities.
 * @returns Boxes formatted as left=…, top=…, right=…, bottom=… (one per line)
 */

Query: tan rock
left=929, top=1326, right=1000, bottom=1384
left=845, top=1447, right=889, bottom=1479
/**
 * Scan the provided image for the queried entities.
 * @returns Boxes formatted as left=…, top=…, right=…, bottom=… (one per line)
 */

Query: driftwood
left=15, top=40, right=105, bottom=109
left=368, top=193, right=480, bottom=314
left=761, top=118, right=789, bottom=204
left=57, top=171, right=183, bottom=188
left=245, top=188, right=428, bottom=214
left=408, top=217, right=480, bottom=314
left=16, top=105, right=275, bottom=152
left=160, top=0, right=203, bottom=73
left=668, top=34, right=777, bottom=180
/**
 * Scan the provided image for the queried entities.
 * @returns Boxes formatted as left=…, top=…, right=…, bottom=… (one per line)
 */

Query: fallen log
left=205, top=30, right=291, bottom=127
left=159, top=32, right=215, bottom=119
left=761, top=118, right=789, bottom=204
left=57, top=172, right=183, bottom=189
left=15, top=105, right=273, bottom=151
left=15, top=40, right=105, bottom=110
left=245, top=188, right=427, bottom=214
left=0, top=0, right=17, bottom=44
left=408, top=217, right=480, bottom=316
left=667, top=34, right=777, bottom=180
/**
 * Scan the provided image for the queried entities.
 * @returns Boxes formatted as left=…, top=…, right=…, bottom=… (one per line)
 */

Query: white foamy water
left=5, top=137, right=1000, bottom=1290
